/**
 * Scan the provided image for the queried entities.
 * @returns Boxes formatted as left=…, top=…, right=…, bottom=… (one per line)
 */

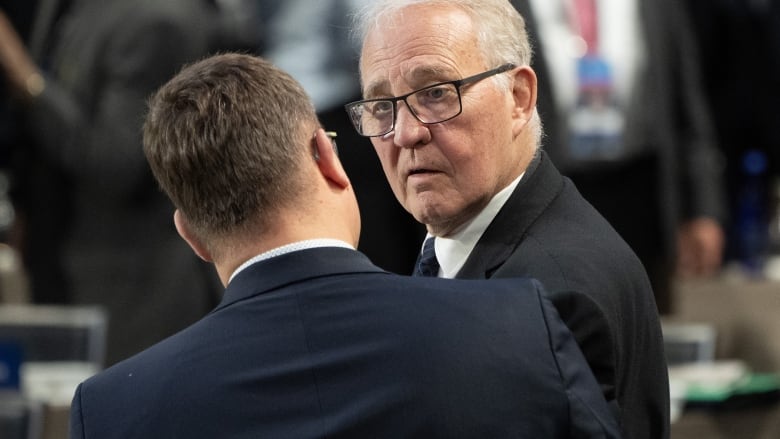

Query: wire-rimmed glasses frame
left=345, top=63, right=516, bottom=138
left=312, top=130, right=338, bottom=161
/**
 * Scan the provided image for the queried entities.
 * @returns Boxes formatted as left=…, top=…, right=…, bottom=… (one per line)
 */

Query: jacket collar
left=456, top=150, right=565, bottom=278
left=216, top=247, right=386, bottom=311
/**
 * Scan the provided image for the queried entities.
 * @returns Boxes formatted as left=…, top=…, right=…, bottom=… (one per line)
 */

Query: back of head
left=143, top=53, right=318, bottom=255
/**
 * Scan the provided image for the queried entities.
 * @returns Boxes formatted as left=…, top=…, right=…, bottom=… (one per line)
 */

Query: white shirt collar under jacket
left=228, top=239, right=354, bottom=284
left=433, top=173, right=523, bottom=278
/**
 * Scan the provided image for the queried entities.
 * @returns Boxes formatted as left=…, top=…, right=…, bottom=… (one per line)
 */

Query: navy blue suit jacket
left=70, top=247, right=619, bottom=438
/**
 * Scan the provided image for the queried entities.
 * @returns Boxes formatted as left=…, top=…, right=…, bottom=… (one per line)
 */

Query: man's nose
left=393, top=101, right=429, bottom=148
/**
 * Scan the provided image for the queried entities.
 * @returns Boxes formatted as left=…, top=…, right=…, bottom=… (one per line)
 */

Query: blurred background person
left=0, top=0, right=223, bottom=365
left=684, top=0, right=780, bottom=277
left=0, top=1, right=40, bottom=303
left=217, top=0, right=426, bottom=274
left=515, top=0, right=728, bottom=314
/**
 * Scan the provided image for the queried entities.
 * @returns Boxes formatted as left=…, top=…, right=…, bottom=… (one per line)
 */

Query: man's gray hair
left=353, top=0, right=533, bottom=71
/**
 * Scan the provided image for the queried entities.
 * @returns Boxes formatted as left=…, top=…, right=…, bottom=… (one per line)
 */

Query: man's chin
left=411, top=207, right=458, bottom=236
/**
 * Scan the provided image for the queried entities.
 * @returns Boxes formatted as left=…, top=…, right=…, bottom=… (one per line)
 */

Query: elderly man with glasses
left=347, top=0, right=669, bottom=438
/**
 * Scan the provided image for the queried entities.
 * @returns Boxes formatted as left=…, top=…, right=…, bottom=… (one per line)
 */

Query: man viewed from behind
left=346, top=1, right=669, bottom=437
left=68, top=53, right=619, bottom=438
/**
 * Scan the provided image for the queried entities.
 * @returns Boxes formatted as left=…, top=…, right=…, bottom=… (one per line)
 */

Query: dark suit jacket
left=458, top=152, right=668, bottom=438
left=70, top=247, right=620, bottom=439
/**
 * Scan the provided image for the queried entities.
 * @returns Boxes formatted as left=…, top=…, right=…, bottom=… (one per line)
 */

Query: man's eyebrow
left=409, top=65, right=453, bottom=82
left=363, top=80, right=390, bottom=99
left=363, top=65, right=457, bottom=99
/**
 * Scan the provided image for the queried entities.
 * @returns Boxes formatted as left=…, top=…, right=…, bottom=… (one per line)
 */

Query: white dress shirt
left=428, top=174, right=524, bottom=278
left=228, top=239, right=354, bottom=284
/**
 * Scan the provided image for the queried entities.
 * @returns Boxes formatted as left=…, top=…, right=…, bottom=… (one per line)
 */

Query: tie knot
left=414, top=237, right=440, bottom=277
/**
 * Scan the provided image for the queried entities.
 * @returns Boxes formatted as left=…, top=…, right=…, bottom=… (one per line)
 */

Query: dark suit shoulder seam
left=535, top=284, right=617, bottom=436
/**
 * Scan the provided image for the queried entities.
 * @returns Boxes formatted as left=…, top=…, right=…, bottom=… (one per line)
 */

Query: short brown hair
left=143, top=53, right=318, bottom=250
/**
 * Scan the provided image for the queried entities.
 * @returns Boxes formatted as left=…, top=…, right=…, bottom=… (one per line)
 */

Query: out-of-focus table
left=42, top=403, right=69, bottom=439
left=668, top=276, right=780, bottom=438
left=670, top=276, right=780, bottom=372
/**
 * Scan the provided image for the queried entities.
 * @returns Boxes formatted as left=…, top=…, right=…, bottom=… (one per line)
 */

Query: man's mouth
left=406, top=168, right=440, bottom=186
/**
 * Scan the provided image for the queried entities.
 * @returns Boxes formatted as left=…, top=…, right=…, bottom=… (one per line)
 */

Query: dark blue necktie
left=414, top=237, right=439, bottom=277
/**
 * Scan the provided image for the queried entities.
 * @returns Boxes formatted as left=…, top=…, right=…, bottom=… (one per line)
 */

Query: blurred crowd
left=0, top=0, right=777, bottom=365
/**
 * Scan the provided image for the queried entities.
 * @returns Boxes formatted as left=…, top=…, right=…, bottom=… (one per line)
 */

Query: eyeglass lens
left=350, top=82, right=461, bottom=137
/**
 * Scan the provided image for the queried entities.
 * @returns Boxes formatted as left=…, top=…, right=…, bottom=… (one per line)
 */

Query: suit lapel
left=456, top=151, right=565, bottom=278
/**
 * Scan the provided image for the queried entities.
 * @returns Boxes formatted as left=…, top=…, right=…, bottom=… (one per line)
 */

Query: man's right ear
left=312, top=128, right=350, bottom=190
left=173, top=209, right=213, bottom=262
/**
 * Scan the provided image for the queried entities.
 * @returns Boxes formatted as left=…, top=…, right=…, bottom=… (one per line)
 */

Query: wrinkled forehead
left=359, top=4, right=485, bottom=98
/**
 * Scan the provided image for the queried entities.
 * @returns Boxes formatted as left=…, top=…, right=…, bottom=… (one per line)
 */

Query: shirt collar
left=228, top=239, right=354, bottom=284
left=434, top=173, right=524, bottom=278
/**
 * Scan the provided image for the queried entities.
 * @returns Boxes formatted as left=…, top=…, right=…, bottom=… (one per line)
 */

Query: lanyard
left=569, top=0, right=599, bottom=54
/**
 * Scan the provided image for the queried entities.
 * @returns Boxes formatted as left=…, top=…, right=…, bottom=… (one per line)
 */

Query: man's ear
left=312, top=128, right=350, bottom=189
left=174, top=209, right=213, bottom=262
left=510, top=66, right=538, bottom=136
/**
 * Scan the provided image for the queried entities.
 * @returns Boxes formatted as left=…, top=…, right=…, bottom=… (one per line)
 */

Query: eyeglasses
left=312, top=131, right=338, bottom=161
left=325, top=131, right=338, bottom=155
left=345, top=63, right=516, bottom=138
